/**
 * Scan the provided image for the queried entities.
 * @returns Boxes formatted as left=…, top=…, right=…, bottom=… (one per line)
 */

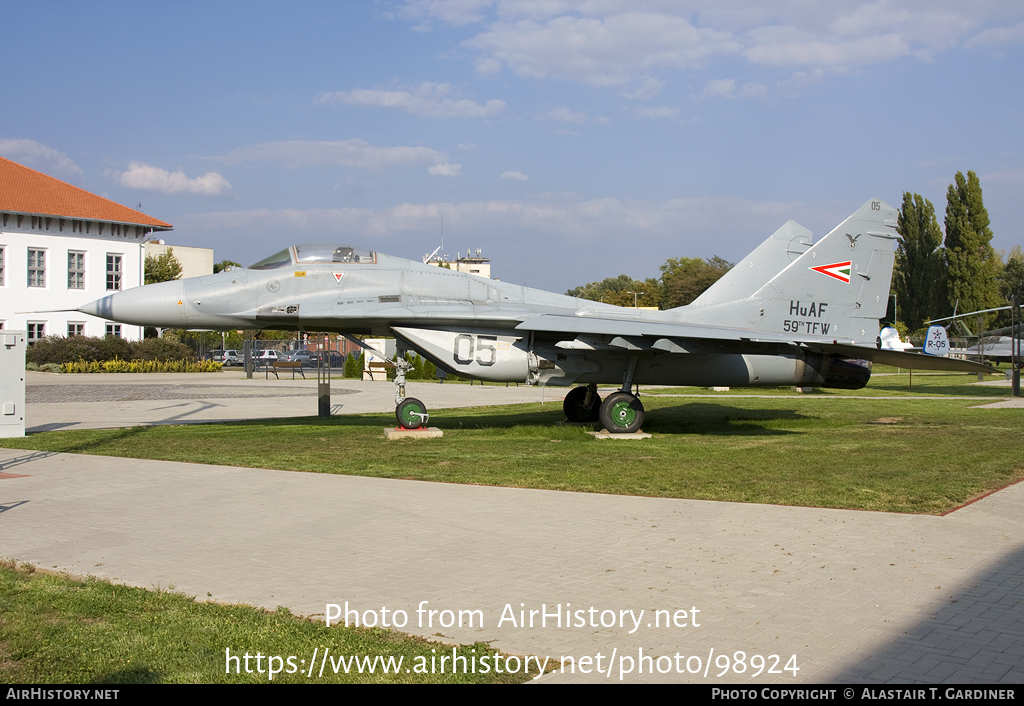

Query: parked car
left=311, top=351, right=345, bottom=368
left=280, top=349, right=313, bottom=366
left=222, top=350, right=242, bottom=366
left=254, top=350, right=280, bottom=369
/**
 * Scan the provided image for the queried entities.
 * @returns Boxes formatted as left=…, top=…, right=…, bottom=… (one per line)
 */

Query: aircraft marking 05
left=77, top=199, right=994, bottom=432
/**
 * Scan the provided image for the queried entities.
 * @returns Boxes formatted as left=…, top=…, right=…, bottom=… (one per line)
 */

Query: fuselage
left=79, top=242, right=871, bottom=390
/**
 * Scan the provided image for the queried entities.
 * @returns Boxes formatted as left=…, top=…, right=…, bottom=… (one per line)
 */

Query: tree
left=214, top=259, right=241, bottom=273
left=660, top=256, right=733, bottom=309
left=893, top=193, right=945, bottom=331
left=1000, top=246, right=1024, bottom=302
left=145, top=248, right=183, bottom=284
left=566, top=274, right=662, bottom=308
left=944, top=171, right=1002, bottom=327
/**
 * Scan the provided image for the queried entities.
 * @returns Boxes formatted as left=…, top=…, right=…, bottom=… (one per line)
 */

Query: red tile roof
left=0, top=156, right=172, bottom=229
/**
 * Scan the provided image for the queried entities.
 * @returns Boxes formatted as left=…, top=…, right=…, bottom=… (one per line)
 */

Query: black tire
left=599, top=391, right=644, bottom=433
left=563, top=386, right=601, bottom=423
left=396, top=398, right=429, bottom=429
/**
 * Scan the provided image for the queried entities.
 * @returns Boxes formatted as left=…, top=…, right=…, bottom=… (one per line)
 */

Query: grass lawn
left=0, top=561, right=529, bottom=684
left=4, top=372, right=1020, bottom=515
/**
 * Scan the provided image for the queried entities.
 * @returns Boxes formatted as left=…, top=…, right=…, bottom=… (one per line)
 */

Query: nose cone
left=78, top=280, right=187, bottom=327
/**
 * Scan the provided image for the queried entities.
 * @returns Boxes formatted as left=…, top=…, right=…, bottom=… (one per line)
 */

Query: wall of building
left=144, top=242, right=214, bottom=279
left=0, top=227, right=145, bottom=341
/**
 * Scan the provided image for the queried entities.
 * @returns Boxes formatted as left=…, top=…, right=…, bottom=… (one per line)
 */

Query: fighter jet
left=78, top=198, right=992, bottom=432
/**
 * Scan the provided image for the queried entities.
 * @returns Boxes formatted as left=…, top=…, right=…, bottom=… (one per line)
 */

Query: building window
left=105, top=323, right=122, bottom=338
left=28, top=248, right=46, bottom=287
left=106, top=254, right=122, bottom=291
left=68, top=322, right=85, bottom=337
left=68, top=251, right=85, bottom=289
left=0, top=246, right=5, bottom=286
left=28, top=322, right=45, bottom=345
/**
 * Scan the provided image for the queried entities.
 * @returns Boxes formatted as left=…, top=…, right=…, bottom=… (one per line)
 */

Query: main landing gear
left=565, top=355, right=645, bottom=433
left=599, top=390, right=644, bottom=433
left=563, top=384, right=602, bottom=423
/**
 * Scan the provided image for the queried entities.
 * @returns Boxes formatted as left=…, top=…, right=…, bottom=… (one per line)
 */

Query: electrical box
left=0, top=331, right=26, bottom=438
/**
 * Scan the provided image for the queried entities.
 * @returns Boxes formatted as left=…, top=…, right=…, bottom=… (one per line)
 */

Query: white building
left=0, top=156, right=173, bottom=341
left=426, top=248, right=493, bottom=278
left=144, top=240, right=214, bottom=280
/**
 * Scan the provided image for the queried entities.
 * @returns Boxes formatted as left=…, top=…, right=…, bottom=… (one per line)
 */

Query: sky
left=3, top=1, right=1023, bottom=294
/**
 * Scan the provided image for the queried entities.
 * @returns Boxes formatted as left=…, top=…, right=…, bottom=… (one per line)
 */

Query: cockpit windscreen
left=248, top=244, right=376, bottom=269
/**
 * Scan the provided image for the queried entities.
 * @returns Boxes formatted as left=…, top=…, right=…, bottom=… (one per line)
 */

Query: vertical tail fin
left=683, top=199, right=899, bottom=344
left=689, top=220, right=812, bottom=308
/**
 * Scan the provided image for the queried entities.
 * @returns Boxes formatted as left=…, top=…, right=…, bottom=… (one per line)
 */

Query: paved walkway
left=5, top=373, right=1022, bottom=683
left=24, top=371, right=552, bottom=432
left=1, top=448, right=1021, bottom=684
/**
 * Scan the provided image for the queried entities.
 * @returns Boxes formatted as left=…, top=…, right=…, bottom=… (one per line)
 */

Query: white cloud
left=694, top=78, right=768, bottom=101
left=0, top=138, right=83, bottom=181
left=220, top=139, right=448, bottom=171
left=428, top=162, right=463, bottom=176
left=401, top=2, right=1015, bottom=90
left=618, top=75, right=665, bottom=100
left=634, top=106, right=679, bottom=119
left=700, top=78, right=737, bottom=99
left=500, top=170, right=529, bottom=181
left=466, top=13, right=740, bottom=86
left=180, top=194, right=826, bottom=244
left=742, top=27, right=908, bottom=68
left=318, top=83, right=505, bottom=118
left=540, top=107, right=590, bottom=124
left=400, top=0, right=493, bottom=26
left=966, top=22, right=1024, bottom=48
left=118, top=163, right=232, bottom=196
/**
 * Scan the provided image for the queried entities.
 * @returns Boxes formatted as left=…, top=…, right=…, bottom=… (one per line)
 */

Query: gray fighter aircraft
left=78, top=198, right=992, bottom=432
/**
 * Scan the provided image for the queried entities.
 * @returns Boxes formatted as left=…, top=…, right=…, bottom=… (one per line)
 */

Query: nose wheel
left=396, top=397, right=429, bottom=429
left=599, top=391, right=644, bottom=433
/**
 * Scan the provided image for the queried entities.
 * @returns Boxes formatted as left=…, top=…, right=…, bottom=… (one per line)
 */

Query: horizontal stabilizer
left=811, top=343, right=996, bottom=374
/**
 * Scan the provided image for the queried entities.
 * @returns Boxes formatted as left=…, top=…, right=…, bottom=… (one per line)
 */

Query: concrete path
left=6, top=372, right=1022, bottom=684
left=1, top=447, right=1021, bottom=684
left=24, top=371, right=552, bottom=432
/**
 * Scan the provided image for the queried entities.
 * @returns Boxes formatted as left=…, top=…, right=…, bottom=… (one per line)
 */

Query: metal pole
left=1013, top=295, right=1021, bottom=397
left=244, top=338, right=253, bottom=379
left=977, top=314, right=984, bottom=382
left=319, top=334, right=331, bottom=416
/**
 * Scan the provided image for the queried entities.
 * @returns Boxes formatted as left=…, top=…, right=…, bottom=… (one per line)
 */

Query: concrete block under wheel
left=587, top=430, right=651, bottom=440
left=383, top=427, right=444, bottom=439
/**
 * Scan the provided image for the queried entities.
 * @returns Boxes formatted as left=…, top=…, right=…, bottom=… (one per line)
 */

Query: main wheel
left=599, top=391, right=644, bottom=433
left=396, top=398, right=429, bottom=429
left=563, top=386, right=601, bottom=423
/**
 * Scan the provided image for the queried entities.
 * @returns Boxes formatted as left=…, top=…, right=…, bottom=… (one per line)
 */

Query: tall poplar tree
left=894, top=193, right=944, bottom=330
left=944, top=171, right=1002, bottom=327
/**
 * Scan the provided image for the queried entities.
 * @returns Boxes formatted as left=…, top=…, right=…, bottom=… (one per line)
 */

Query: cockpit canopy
left=248, top=243, right=376, bottom=270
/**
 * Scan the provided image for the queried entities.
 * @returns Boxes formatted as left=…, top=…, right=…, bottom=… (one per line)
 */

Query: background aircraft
left=79, top=198, right=993, bottom=432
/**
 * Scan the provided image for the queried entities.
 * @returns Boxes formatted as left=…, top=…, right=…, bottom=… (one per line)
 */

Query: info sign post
left=0, top=331, right=26, bottom=438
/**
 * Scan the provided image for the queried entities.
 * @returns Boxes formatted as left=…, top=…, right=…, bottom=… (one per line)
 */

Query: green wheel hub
left=396, top=398, right=428, bottom=429
left=609, top=399, right=638, bottom=427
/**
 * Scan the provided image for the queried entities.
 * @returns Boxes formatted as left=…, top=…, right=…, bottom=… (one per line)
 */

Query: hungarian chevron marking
left=809, top=261, right=852, bottom=283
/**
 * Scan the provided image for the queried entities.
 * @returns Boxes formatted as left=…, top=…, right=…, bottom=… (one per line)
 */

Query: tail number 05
left=453, top=334, right=497, bottom=366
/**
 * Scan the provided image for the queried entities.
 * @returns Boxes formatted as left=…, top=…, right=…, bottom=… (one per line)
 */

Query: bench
left=268, top=360, right=306, bottom=379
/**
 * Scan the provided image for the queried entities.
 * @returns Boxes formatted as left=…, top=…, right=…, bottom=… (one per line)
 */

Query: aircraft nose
left=78, top=280, right=187, bottom=328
